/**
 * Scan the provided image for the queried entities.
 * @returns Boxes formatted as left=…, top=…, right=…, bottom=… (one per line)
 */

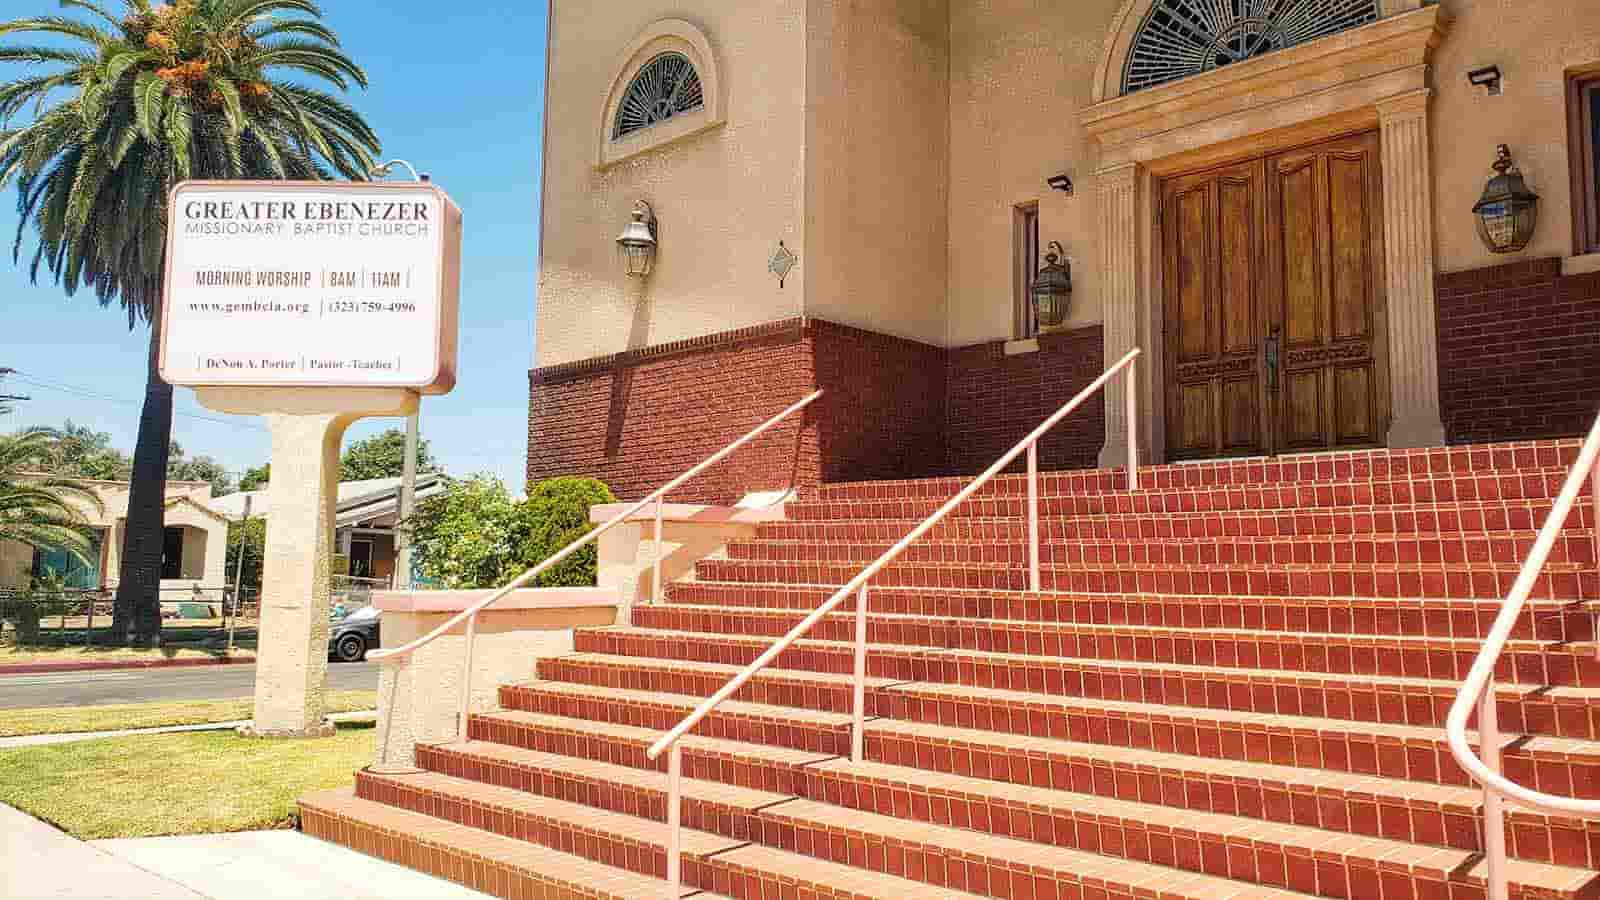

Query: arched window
left=612, top=52, right=705, bottom=140
left=1122, top=0, right=1379, bottom=94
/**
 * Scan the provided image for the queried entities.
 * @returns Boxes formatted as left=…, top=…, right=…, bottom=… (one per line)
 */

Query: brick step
left=757, top=498, right=1596, bottom=543
left=725, top=531, right=1598, bottom=567
left=540, top=652, right=900, bottom=715
left=691, top=556, right=1599, bottom=599
left=631, top=604, right=1600, bottom=688
left=360, top=767, right=1324, bottom=900
left=297, top=787, right=710, bottom=899
left=355, top=770, right=980, bottom=899
left=878, top=680, right=1600, bottom=795
left=573, top=628, right=1600, bottom=740
left=789, top=470, right=1573, bottom=521
left=664, top=582, right=1599, bottom=642
left=426, top=716, right=1600, bottom=870
left=813, top=440, right=1582, bottom=500
left=497, top=680, right=855, bottom=755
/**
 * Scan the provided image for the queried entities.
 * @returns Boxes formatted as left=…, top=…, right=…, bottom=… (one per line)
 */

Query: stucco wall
left=1427, top=0, right=1600, bottom=271
left=537, top=2, right=808, bottom=369
left=945, top=0, right=1121, bottom=347
left=803, top=0, right=950, bottom=346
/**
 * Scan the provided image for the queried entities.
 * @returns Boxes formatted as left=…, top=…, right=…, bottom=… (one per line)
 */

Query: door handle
left=1264, top=326, right=1281, bottom=394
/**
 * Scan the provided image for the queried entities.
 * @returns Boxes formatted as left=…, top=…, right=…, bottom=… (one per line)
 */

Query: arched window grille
left=1123, top=0, right=1379, bottom=94
left=612, top=52, right=705, bottom=140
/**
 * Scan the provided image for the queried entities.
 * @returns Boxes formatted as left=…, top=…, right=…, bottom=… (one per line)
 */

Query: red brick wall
left=527, top=321, right=820, bottom=504
left=1436, top=258, right=1600, bottom=444
left=528, top=319, right=1109, bottom=500
left=810, top=320, right=947, bottom=484
left=944, top=326, right=1106, bottom=474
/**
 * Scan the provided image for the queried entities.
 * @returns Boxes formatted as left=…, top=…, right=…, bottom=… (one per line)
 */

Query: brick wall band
left=527, top=318, right=1106, bottom=502
left=1436, top=257, right=1600, bottom=445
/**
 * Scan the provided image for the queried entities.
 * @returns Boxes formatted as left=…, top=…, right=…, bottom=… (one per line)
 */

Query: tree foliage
left=340, top=428, right=435, bottom=482
left=409, top=476, right=616, bottom=590
left=224, top=513, right=262, bottom=592
left=46, top=420, right=132, bottom=481
left=166, top=439, right=231, bottom=495
left=0, top=428, right=102, bottom=566
left=237, top=462, right=267, bottom=491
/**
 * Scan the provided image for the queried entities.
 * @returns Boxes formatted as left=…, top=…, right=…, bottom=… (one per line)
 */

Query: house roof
left=210, top=473, right=448, bottom=525
left=163, top=494, right=231, bottom=524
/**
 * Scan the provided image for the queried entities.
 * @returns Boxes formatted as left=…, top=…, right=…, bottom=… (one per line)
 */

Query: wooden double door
left=1161, top=131, right=1390, bottom=460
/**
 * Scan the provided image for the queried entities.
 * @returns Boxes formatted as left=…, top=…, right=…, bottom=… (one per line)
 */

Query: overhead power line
left=8, top=372, right=270, bottom=433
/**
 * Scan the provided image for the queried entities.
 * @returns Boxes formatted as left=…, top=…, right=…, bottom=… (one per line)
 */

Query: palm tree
left=0, top=0, right=381, bottom=644
left=0, top=428, right=103, bottom=568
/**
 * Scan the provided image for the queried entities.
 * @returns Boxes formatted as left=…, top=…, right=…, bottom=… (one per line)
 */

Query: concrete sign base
left=196, top=388, right=419, bottom=737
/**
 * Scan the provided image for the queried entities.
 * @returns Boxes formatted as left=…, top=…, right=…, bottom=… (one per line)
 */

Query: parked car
left=328, top=605, right=380, bottom=662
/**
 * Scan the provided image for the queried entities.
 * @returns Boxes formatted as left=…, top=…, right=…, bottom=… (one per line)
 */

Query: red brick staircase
left=302, top=439, right=1600, bottom=900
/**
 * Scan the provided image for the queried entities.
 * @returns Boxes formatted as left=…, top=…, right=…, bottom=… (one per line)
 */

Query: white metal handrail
left=367, top=389, right=823, bottom=745
left=644, top=348, right=1141, bottom=896
left=1446, top=412, right=1600, bottom=900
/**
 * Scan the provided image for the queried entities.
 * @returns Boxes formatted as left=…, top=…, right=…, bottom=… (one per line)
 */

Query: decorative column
left=1098, top=162, right=1141, bottom=468
left=1377, top=89, right=1447, bottom=448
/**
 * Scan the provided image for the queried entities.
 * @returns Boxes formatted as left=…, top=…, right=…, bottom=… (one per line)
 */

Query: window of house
left=32, top=529, right=104, bottom=589
left=1014, top=203, right=1040, bottom=339
left=160, top=526, right=185, bottom=580
left=1569, top=70, right=1600, bottom=255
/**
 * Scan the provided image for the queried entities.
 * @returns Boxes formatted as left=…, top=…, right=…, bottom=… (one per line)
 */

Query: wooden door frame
left=1155, top=124, right=1389, bottom=461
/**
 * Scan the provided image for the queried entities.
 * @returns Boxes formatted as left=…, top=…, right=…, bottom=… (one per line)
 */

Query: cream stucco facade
left=536, top=0, right=1600, bottom=463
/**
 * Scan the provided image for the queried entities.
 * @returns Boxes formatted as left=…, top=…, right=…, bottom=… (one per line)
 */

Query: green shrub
left=512, top=477, right=616, bottom=587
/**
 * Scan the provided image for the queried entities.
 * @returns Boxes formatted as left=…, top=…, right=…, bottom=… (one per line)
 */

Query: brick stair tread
left=365, top=770, right=985, bottom=899
left=736, top=528, right=1569, bottom=547
left=752, top=797, right=1317, bottom=900
left=474, top=708, right=838, bottom=768
left=781, top=767, right=1598, bottom=895
left=760, top=497, right=1590, bottom=533
left=509, top=678, right=858, bottom=728
left=591, top=625, right=1576, bottom=700
left=558, top=650, right=905, bottom=691
left=298, top=787, right=707, bottom=899
left=434, top=739, right=790, bottom=811
left=701, top=558, right=1594, bottom=576
left=652, top=602, right=1596, bottom=657
left=862, top=716, right=1476, bottom=809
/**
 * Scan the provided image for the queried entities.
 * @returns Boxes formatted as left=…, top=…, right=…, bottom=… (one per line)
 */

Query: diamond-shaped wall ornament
left=769, top=240, right=798, bottom=288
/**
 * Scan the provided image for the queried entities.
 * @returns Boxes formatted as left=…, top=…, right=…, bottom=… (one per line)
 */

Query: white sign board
left=160, top=181, right=461, bottom=394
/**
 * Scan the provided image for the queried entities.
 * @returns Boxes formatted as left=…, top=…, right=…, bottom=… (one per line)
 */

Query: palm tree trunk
left=111, top=309, right=173, bottom=646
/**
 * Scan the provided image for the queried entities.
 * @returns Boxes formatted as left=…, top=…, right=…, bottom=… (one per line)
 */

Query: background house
left=0, top=477, right=229, bottom=601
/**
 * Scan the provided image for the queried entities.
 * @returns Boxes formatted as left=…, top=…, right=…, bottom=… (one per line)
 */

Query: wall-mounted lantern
left=616, top=200, right=658, bottom=278
left=1472, top=145, right=1539, bottom=255
left=1031, top=241, right=1072, bottom=329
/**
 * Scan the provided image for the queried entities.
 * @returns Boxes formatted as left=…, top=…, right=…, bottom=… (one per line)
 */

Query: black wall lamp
left=1047, top=173, right=1073, bottom=195
left=1467, top=65, right=1503, bottom=96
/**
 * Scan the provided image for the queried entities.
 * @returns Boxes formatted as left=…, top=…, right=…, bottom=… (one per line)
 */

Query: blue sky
left=1, top=0, right=548, bottom=491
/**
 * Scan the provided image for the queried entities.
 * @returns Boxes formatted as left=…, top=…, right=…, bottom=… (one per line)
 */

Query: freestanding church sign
left=161, top=181, right=460, bottom=392
left=162, top=180, right=462, bottom=738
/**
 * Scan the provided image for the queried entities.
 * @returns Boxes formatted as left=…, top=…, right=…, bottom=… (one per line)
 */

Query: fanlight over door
left=1123, top=0, right=1380, bottom=94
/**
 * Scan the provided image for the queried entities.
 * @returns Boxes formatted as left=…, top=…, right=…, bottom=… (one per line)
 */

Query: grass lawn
left=0, top=722, right=375, bottom=839
left=0, top=690, right=378, bottom=737
left=0, top=625, right=260, bottom=666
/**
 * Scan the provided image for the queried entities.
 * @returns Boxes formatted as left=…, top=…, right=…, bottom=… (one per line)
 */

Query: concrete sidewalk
left=0, top=803, right=207, bottom=900
left=94, top=830, right=491, bottom=899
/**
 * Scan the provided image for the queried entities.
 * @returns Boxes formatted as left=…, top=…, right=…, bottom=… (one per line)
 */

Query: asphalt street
left=0, top=661, right=378, bottom=709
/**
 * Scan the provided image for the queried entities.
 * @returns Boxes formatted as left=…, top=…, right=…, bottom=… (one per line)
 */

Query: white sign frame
left=159, top=180, right=462, bottom=395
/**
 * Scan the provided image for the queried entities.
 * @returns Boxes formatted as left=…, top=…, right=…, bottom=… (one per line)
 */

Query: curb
left=0, top=656, right=255, bottom=675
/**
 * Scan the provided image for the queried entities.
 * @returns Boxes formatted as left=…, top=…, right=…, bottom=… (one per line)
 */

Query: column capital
left=1376, top=88, right=1431, bottom=123
left=1095, top=161, right=1141, bottom=192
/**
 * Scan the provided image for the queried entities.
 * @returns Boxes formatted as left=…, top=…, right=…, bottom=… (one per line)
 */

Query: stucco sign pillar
left=1377, top=89, right=1447, bottom=448
left=162, top=180, right=462, bottom=737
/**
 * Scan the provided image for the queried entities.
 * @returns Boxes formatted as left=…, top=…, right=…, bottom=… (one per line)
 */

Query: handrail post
left=456, top=611, right=477, bottom=743
left=1027, top=442, right=1040, bottom=593
left=666, top=743, right=682, bottom=898
left=1127, top=355, right=1139, bottom=492
left=1479, top=680, right=1509, bottom=900
left=852, top=584, right=868, bottom=763
left=653, top=496, right=664, bottom=604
